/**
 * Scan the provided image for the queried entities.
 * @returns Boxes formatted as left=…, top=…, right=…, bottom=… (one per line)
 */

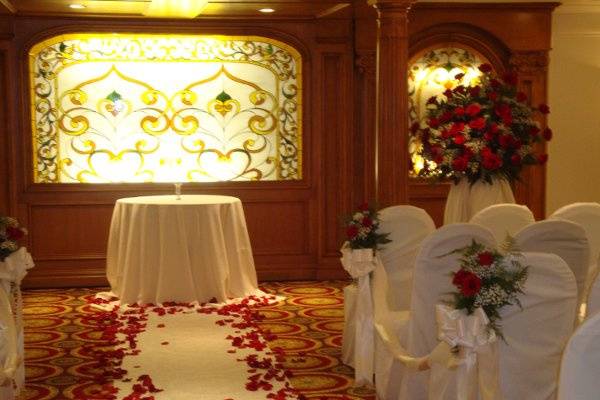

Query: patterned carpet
left=21, top=281, right=377, bottom=400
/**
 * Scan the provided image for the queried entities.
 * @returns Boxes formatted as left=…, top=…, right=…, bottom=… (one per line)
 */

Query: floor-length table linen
left=106, top=195, right=260, bottom=304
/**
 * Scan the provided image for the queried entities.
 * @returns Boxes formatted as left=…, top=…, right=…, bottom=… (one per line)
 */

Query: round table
left=106, top=195, right=260, bottom=304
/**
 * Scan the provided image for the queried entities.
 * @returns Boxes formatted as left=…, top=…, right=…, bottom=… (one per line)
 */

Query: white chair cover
left=342, top=206, right=435, bottom=384
left=550, top=202, right=600, bottom=297
left=371, top=206, right=435, bottom=394
left=470, top=204, right=535, bottom=244
left=0, top=247, right=33, bottom=399
left=515, top=220, right=590, bottom=306
left=587, top=274, right=600, bottom=317
left=558, top=311, right=600, bottom=400
left=395, top=223, right=496, bottom=400
left=444, top=179, right=515, bottom=225
left=377, top=205, right=436, bottom=311
left=498, top=252, right=577, bottom=400
left=398, top=251, right=576, bottom=400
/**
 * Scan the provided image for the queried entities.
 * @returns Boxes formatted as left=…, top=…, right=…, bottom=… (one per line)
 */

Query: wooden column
left=369, top=0, right=415, bottom=207
left=510, top=50, right=550, bottom=220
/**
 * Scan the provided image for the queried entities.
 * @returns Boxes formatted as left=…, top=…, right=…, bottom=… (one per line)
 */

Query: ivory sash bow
left=0, top=247, right=34, bottom=394
left=341, top=243, right=377, bottom=386
left=430, top=304, right=503, bottom=400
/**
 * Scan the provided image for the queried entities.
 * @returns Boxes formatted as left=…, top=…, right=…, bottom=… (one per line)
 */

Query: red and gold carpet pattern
left=21, top=282, right=376, bottom=400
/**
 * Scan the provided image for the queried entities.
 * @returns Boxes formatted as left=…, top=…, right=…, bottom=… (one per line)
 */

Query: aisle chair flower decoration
left=340, top=202, right=390, bottom=386
left=0, top=216, right=34, bottom=397
left=421, top=239, right=529, bottom=400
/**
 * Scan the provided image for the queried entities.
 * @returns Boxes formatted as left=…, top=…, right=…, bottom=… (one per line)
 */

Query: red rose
left=511, top=153, right=522, bottom=166
left=478, top=251, right=494, bottom=266
left=440, top=112, right=453, bottom=123
left=482, top=153, right=502, bottom=170
left=480, top=147, right=493, bottom=157
left=488, top=92, right=498, bottom=101
left=428, top=118, right=440, bottom=128
left=450, top=122, right=465, bottom=136
left=539, top=104, right=550, bottom=114
left=441, top=129, right=451, bottom=139
left=502, top=71, right=518, bottom=86
left=362, top=217, right=373, bottom=228
left=543, top=128, right=553, bottom=141
left=469, top=117, right=486, bottom=130
left=489, top=123, right=499, bottom=134
left=427, top=96, right=437, bottom=105
left=6, top=226, right=24, bottom=241
left=538, top=154, right=549, bottom=164
left=529, top=126, right=540, bottom=137
left=516, top=92, right=528, bottom=102
left=452, top=268, right=470, bottom=287
left=454, top=85, right=466, bottom=94
left=443, top=89, right=453, bottom=98
left=358, top=202, right=369, bottom=211
left=452, top=156, right=469, bottom=172
left=346, top=225, right=359, bottom=239
left=490, top=79, right=501, bottom=89
left=499, top=134, right=513, bottom=149
left=483, top=132, right=494, bottom=141
left=453, top=135, right=466, bottom=145
left=430, top=145, right=443, bottom=157
left=454, top=107, right=465, bottom=117
left=460, top=273, right=482, bottom=297
left=469, top=86, right=481, bottom=97
left=479, top=63, right=493, bottom=73
left=466, top=103, right=481, bottom=117
left=455, top=73, right=465, bottom=80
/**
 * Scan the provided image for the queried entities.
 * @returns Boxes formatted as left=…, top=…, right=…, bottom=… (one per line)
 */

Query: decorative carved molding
left=355, top=51, right=376, bottom=76
left=509, top=51, right=549, bottom=73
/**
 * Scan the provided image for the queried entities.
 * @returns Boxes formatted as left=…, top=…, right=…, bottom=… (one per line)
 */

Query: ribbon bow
left=340, top=243, right=377, bottom=386
left=429, top=304, right=503, bottom=400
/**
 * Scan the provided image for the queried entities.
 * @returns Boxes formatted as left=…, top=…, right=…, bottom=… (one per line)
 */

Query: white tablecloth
left=106, top=195, right=260, bottom=304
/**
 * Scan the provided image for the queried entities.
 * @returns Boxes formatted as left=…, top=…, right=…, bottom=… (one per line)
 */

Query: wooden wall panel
left=29, top=204, right=113, bottom=259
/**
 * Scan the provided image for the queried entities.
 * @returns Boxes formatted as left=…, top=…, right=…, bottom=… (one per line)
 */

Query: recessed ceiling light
left=259, top=8, right=275, bottom=13
left=69, top=3, right=86, bottom=9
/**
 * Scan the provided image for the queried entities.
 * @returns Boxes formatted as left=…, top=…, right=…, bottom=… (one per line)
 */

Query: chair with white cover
left=558, top=311, right=600, bottom=400
left=386, top=223, right=496, bottom=400
left=470, top=203, right=535, bottom=244
left=397, top=251, right=577, bottom=400
left=550, top=202, right=600, bottom=296
left=498, top=253, right=577, bottom=400
left=342, top=206, right=435, bottom=379
left=515, top=220, right=590, bottom=307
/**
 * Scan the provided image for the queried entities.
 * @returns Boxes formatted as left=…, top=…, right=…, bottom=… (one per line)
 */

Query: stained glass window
left=408, top=47, right=486, bottom=176
left=29, top=34, right=302, bottom=183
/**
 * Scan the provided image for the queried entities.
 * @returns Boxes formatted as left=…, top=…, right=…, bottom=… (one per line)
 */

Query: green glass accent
left=216, top=90, right=232, bottom=103
left=106, top=90, right=122, bottom=103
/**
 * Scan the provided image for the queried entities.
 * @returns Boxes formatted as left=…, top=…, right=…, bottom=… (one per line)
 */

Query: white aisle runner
left=106, top=298, right=296, bottom=400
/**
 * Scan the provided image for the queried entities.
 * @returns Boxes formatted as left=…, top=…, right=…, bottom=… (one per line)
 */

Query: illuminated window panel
left=408, top=47, right=485, bottom=177
left=29, top=34, right=302, bottom=183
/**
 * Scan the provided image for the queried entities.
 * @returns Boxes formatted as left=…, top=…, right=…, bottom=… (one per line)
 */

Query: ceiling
left=1, top=0, right=352, bottom=19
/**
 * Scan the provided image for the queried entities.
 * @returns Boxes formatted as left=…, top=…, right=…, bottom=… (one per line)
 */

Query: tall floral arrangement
left=413, top=63, right=552, bottom=184
left=448, top=240, right=528, bottom=336
left=344, top=203, right=391, bottom=250
left=0, top=216, right=27, bottom=261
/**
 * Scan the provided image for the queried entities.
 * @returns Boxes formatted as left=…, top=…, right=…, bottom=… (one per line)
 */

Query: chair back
left=499, top=252, right=577, bottom=400
left=558, top=311, right=600, bottom=400
left=550, top=202, right=600, bottom=285
left=470, top=203, right=535, bottom=243
left=515, top=220, right=589, bottom=305
left=377, top=205, right=436, bottom=311
left=400, top=223, right=496, bottom=400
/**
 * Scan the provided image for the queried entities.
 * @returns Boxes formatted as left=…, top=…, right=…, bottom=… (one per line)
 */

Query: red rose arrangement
left=1, top=216, right=27, bottom=261
left=413, top=63, right=552, bottom=184
left=448, top=240, right=528, bottom=336
left=344, top=202, right=391, bottom=250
